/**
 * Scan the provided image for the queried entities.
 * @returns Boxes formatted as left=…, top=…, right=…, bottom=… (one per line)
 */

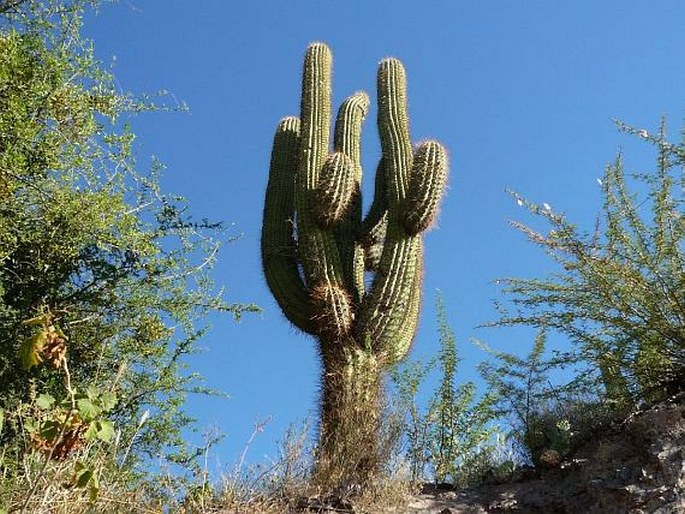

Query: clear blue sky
left=83, top=1, right=685, bottom=473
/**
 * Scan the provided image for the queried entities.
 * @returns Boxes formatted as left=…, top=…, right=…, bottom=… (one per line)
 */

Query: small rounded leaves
left=312, top=152, right=358, bottom=227
left=401, top=140, right=448, bottom=235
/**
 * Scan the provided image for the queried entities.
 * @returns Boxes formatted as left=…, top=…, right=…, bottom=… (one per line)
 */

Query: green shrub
left=492, top=119, right=684, bottom=406
left=390, top=293, right=499, bottom=488
left=0, top=1, right=257, bottom=510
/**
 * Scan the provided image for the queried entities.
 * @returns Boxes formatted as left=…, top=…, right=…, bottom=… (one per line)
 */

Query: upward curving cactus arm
left=334, top=92, right=369, bottom=170
left=376, top=58, right=413, bottom=204
left=358, top=58, right=428, bottom=359
left=294, top=43, right=354, bottom=339
left=386, top=243, right=424, bottom=364
left=333, top=92, right=369, bottom=301
left=261, top=117, right=315, bottom=334
left=402, top=140, right=449, bottom=235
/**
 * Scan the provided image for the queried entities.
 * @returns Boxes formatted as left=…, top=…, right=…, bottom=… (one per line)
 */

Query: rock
left=395, top=397, right=685, bottom=513
left=539, top=449, right=562, bottom=469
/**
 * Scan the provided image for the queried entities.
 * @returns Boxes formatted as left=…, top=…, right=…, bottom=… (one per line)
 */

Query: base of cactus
left=315, top=345, right=382, bottom=490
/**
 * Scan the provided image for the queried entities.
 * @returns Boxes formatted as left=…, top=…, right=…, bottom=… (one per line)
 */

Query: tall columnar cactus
left=262, top=42, right=448, bottom=487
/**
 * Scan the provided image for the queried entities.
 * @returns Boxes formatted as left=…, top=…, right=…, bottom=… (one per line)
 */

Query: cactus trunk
left=318, top=345, right=382, bottom=486
left=261, top=42, right=448, bottom=489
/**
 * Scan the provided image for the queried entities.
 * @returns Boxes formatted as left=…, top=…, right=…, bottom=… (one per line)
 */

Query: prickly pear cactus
left=261, top=42, right=448, bottom=488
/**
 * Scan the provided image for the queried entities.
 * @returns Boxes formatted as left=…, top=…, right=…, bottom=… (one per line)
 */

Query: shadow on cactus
left=261, top=42, right=448, bottom=490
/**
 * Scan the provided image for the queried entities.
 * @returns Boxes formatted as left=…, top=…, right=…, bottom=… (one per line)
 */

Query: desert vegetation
left=261, top=41, right=448, bottom=491
left=0, top=1, right=683, bottom=513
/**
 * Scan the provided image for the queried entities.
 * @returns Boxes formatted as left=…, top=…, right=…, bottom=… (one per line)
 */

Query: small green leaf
left=77, top=397, right=100, bottom=420
left=19, top=331, right=46, bottom=369
left=24, top=419, right=36, bottom=434
left=99, top=392, right=117, bottom=412
left=75, top=465, right=93, bottom=488
left=89, top=474, right=100, bottom=501
left=96, top=419, right=115, bottom=442
left=36, top=393, right=55, bottom=410
left=85, top=386, right=99, bottom=400
left=84, top=421, right=98, bottom=441
left=85, top=419, right=115, bottom=442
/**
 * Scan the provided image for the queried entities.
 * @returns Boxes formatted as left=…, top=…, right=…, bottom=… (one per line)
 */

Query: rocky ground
left=395, top=396, right=685, bottom=513
left=236, top=396, right=685, bottom=513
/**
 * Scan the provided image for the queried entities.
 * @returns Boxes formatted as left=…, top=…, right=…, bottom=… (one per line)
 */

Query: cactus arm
left=360, top=159, right=388, bottom=271
left=402, top=141, right=448, bottom=235
left=385, top=242, right=424, bottom=364
left=312, top=152, right=356, bottom=227
left=376, top=58, right=413, bottom=204
left=295, top=41, right=340, bottom=287
left=334, top=92, right=369, bottom=171
left=359, top=58, right=423, bottom=358
left=361, top=233, right=423, bottom=357
left=296, top=43, right=353, bottom=338
left=300, top=42, right=332, bottom=190
left=261, top=117, right=315, bottom=334
left=352, top=239, right=366, bottom=302
left=332, top=91, right=369, bottom=302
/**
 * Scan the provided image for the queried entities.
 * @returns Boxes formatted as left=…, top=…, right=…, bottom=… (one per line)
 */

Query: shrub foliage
left=494, top=120, right=684, bottom=407
left=0, top=0, right=256, bottom=508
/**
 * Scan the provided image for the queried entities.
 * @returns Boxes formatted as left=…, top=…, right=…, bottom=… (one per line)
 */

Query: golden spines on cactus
left=357, top=55, right=434, bottom=361
left=334, top=91, right=369, bottom=170
left=299, top=42, right=332, bottom=190
left=311, top=282, right=355, bottom=340
left=294, top=44, right=344, bottom=289
left=376, top=58, right=413, bottom=205
left=402, top=140, right=449, bottom=235
left=313, top=152, right=357, bottom=227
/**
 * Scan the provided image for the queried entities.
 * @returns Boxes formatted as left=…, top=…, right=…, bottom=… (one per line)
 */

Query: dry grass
left=206, top=417, right=416, bottom=514
left=2, top=410, right=417, bottom=513
left=1, top=448, right=162, bottom=513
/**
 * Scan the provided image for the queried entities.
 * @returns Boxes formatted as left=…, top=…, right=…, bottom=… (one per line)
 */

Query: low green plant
left=0, top=311, right=162, bottom=511
left=390, top=293, right=499, bottom=488
left=387, top=357, right=433, bottom=483
left=478, top=329, right=615, bottom=467
left=428, top=295, right=499, bottom=487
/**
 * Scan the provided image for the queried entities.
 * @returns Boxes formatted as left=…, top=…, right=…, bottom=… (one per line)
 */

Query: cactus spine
left=261, top=43, right=448, bottom=487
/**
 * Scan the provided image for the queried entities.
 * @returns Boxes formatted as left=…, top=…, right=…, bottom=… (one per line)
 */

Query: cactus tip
left=378, top=57, right=404, bottom=71
left=306, top=41, right=332, bottom=57
left=277, top=116, right=300, bottom=131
